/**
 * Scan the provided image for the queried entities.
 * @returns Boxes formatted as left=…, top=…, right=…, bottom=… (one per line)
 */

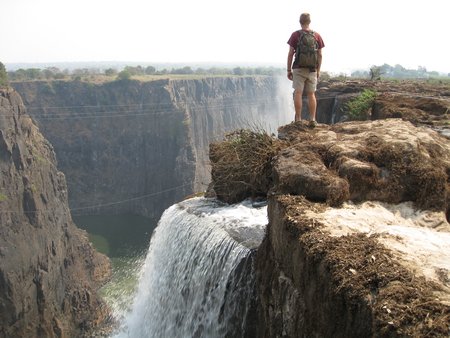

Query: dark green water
left=73, top=213, right=158, bottom=314
left=73, top=213, right=158, bottom=258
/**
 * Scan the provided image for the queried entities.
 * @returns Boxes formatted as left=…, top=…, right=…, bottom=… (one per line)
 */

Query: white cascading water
left=113, top=197, right=267, bottom=338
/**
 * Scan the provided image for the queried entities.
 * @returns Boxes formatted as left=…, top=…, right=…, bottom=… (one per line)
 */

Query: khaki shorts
left=292, top=68, right=317, bottom=92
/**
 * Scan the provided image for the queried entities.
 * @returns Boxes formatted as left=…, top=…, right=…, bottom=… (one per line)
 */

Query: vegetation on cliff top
left=209, top=128, right=287, bottom=204
left=352, top=63, right=448, bottom=79
left=343, top=89, right=378, bottom=121
left=0, top=62, right=8, bottom=86
left=6, top=64, right=285, bottom=84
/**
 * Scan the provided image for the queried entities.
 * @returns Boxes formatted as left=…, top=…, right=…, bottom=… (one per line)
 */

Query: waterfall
left=113, top=197, right=267, bottom=338
left=331, top=95, right=339, bottom=124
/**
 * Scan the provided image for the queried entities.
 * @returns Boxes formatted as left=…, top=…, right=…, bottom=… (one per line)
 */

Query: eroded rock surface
left=0, top=87, right=111, bottom=337
left=254, top=119, right=450, bottom=337
left=313, top=79, right=450, bottom=125
left=209, top=116, right=450, bottom=336
left=274, top=119, right=450, bottom=211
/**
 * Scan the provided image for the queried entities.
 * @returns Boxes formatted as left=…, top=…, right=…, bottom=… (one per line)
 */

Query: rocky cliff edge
left=209, top=118, right=450, bottom=337
left=0, top=87, right=112, bottom=338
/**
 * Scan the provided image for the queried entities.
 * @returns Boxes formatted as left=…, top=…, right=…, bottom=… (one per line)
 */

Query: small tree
left=233, top=67, right=244, bottom=76
left=42, top=69, right=54, bottom=79
left=124, top=66, right=141, bottom=75
left=342, top=89, right=378, bottom=121
left=105, top=68, right=117, bottom=76
left=53, top=73, right=66, bottom=79
left=116, top=70, right=132, bottom=81
left=145, top=66, right=156, bottom=75
left=39, top=82, right=56, bottom=95
left=25, top=68, right=41, bottom=79
left=0, top=62, right=9, bottom=86
left=196, top=67, right=206, bottom=75
left=393, top=64, right=407, bottom=78
left=369, top=65, right=384, bottom=80
left=418, top=65, right=428, bottom=77
left=11, top=69, right=26, bottom=80
left=46, top=67, right=61, bottom=74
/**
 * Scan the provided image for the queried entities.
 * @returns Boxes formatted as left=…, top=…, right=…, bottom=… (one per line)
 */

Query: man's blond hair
left=299, top=13, right=311, bottom=25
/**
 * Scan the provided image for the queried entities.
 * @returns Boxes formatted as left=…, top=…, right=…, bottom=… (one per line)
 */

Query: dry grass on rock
left=208, top=128, right=288, bottom=204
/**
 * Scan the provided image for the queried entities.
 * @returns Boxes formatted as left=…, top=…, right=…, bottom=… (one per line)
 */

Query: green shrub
left=0, top=62, right=9, bottom=86
left=105, top=68, right=117, bottom=76
left=116, top=70, right=132, bottom=81
left=39, top=82, right=56, bottom=95
left=53, top=73, right=66, bottom=79
left=342, top=89, right=378, bottom=121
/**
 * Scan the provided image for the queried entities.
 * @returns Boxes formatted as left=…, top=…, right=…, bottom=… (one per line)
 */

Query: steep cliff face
left=208, top=118, right=450, bottom=337
left=0, top=87, right=111, bottom=337
left=255, top=121, right=450, bottom=337
left=12, top=76, right=289, bottom=218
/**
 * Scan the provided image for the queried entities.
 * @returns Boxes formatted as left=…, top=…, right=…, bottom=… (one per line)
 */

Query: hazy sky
left=2, top=0, right=449, bottom=74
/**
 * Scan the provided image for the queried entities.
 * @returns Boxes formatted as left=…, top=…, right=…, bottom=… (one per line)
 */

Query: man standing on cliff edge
left=287, top=13, right=325, bottom=125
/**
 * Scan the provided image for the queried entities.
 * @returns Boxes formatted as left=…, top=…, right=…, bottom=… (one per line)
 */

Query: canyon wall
left=0, top=87, right=111, bottom=337
left=12, top=76, right=290, bottom=218
left=11, top=78, right=448, bottom=219
left=6, top=77, right=450, bottom=336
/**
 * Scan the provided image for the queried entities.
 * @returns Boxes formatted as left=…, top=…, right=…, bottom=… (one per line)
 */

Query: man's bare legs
left=294, top=90, right=317, bottom=122
left=294, top=89, right=303, bottom=121
left=306, top=91, right=317, bottom=122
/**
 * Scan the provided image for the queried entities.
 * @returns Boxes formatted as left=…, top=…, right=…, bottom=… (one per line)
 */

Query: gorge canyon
left=1, top=76, right=450, bottom=337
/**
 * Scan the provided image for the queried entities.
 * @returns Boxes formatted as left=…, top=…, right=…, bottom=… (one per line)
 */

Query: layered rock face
left=0, top=87, right=111, bottom=337
left=256, top=120, right=450, bottom=337
left=209, top=118, right=450, bottom=336
left=12, top=77, right=288, bottom=218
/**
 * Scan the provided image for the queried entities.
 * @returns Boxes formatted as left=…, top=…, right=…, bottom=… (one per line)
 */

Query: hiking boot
left=308, top=120, right=317, bottom=128
left=295, top=120, right=308, bottom=126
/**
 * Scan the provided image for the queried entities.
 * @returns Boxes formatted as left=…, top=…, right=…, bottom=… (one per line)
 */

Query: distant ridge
left=4, top=61, right=284, bottom=72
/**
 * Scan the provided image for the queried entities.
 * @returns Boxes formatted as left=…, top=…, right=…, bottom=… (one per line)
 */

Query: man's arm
left=316, top=48, right=322, bottom=79
left=287, top=46, right=295, bottom=80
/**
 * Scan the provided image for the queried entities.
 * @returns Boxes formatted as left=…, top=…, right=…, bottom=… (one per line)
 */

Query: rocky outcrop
left=208, top=118, right=450, bottom=336
left=12, top=77, right=289, bottom=218
left=255, top=120, right=450, bottom=337
left=311, top=79, right=450, bottom=124
left=274, top=119, right=450, bottom=210
left=0, top=87, right=111, bottom=337
left=256, top=193, right=450, bottom=337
